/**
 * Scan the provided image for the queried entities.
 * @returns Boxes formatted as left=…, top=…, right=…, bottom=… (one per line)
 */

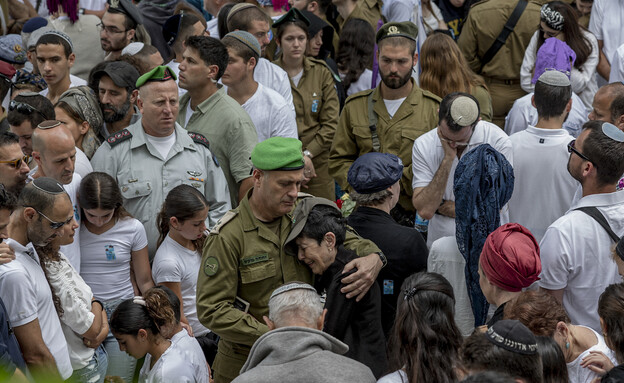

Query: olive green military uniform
left=337, top=0, right=384, bottom=33
left=458, top=0, right=543, bottom=128
left=196, top=192, right=380, bottom=383
left=472, top=84, right=493, bottom=122
left=274, top=57, right=340, bottom=201
left=329, top=79, right=440, bottom=215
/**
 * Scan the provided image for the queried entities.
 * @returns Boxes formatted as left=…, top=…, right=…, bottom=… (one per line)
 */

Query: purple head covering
left=532, top=37, right=576, bottom=84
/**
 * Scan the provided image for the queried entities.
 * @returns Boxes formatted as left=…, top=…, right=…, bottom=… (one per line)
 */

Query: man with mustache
left=89, top=61, right=141, bottom=140
left=329, top=21, right=440, bottom=227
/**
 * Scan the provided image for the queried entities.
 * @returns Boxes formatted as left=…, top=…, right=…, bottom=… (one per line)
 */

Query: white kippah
left=270, top=282, right=317, bottom=300
left=121, top=42, right=144, bottom=56
left=538, top=69, right=571, bottom=86
left=450, top=96, right=479, bottom=127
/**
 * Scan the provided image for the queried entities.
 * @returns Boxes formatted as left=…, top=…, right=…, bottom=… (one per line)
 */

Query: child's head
left=157, top=184, right=209, bottom=247
left=79, top=171, right=130, bottom=227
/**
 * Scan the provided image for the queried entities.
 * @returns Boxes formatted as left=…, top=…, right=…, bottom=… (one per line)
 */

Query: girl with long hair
left=520, top=1, right=598, bottom=108
left=78, top=172, right=154, bottom=382
left=419, top=33, right=492, bottom=121
left=380, top=272, right=464, bottom=383
left=55, top=86, right=103, bottom=159
left=335, top=18, right=377, bottom=96
left=110, top=286, right=209, bottom=382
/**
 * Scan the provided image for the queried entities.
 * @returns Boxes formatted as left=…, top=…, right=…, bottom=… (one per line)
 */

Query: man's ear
left=316, top=308, right=327, bottom=330
left=68, top=53, right=76, bottom=69
left=23, top=207, right=37, bottom=223
left=32, top=151, right=42, bottom=166
left=130, top=89, right=139, bottom=105
left=263, top=315, right=276, bottom=330
left=531, top=95, right=536, bottom=109
left=306, top=0, right=319, bottom=13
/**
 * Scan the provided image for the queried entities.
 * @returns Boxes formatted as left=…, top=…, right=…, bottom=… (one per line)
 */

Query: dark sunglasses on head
left=0, top=155, right=30, bottom=169
left=8, top=100, right=49, bottom=120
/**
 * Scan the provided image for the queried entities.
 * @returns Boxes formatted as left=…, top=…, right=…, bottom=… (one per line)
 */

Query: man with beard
left=0, top=177, right=74, bottom=381
left=89, top=61, right=141, bottom=140
left=539, top=120, right=624, bottom=332
left=329, top=21, right=440, bottom=226
left=100, top=0, right=146, bottom=61
left=0, top=132, right=30, bottom=197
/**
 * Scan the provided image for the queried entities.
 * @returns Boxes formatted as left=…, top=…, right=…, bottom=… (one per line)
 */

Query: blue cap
left=0, top=35, right=26, bottom=64
left=22, top=17, right=48, bottom=33
left=347, top=152, right=403, bottom=194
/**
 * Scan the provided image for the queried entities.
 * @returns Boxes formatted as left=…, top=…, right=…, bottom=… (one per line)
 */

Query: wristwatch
left=377, top=252, right=387, bottom=268
left=303, top=150, right=313, bottom=158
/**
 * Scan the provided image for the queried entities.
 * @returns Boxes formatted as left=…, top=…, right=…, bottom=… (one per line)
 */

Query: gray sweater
left=232, top=326, right=377, bottom=383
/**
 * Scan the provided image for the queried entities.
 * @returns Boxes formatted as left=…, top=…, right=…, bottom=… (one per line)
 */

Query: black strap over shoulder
left=574, top=206, right=620, bottom=243
left=480, top=0, right=529, bottom=71
left=367, top=92, right=380, bottom=152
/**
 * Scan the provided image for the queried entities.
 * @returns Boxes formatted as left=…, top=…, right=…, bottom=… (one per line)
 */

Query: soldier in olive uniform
left=458, top=0, right=543, bottom=128
left=196, top=137, right=385, bottom=383
left=329, top=21, right=440, bottom=225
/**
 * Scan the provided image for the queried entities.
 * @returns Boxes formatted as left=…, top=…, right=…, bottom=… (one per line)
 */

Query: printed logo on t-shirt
left=74, top=205, right=80, bottom=222
left=383, top=280, right=394, bottom=295
left=105, top=245, right=116, bottom=260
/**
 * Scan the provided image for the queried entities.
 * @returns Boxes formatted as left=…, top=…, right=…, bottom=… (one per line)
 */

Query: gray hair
left=268, top=288, right=323, bottom=328
left=350, top=189, right=392, bottom=206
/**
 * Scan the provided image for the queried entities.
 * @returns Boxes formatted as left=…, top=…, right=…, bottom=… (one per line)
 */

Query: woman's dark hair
left=336, top=18, right=375, bottom=93
left=34, top=242, right=63, bottom=316
left=276, top=20, right=309, bottom=44
left=387, top=272, right=463, bottom=383
left=299, top=205, right=346, bottom=247
left=110, top=286, right=177, bottom=336
left=79, top=172, right=131, bottom=222
left=217, top=3, right=236, bottom=39
left=156, top=184, right=209, bottom=248
left=461, top=371, right=516, bottom=383
left=536, top=336, right=569, bottom=383
left=598, top=283, right=624, bottom=364
left=537, top=1, right=592, bottom=70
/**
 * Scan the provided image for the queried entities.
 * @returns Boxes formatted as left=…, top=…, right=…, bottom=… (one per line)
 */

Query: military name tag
left=241, top=253, right=269, bottom=266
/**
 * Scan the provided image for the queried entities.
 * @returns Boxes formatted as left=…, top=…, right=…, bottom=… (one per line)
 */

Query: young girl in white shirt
left=152, top=185, right=218, bottom=363
left=110, top=287, right=209, bottom=383
left=78, top=172, right=154, bottom=382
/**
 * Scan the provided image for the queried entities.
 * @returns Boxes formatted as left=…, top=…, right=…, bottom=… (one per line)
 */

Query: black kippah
left=485, top=320, right=538, bottom=355
left=31, top=177, right=65, bottom=194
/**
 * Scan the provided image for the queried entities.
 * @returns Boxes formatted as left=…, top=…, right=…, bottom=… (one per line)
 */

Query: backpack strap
left=367, top=92, right=380, bottom=152
left=574, top=206, right=620, bottom=243
left=480, top=0, right=529, bottom=71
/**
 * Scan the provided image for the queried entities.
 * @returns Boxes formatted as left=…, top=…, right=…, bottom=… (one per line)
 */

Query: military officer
left=92, top=65, right=231, bottom=257
left=328, top=21, right=440, bottom=226
left=197, top=137, right=385, bottom=383
left=458, top=0, right=542, bottom=128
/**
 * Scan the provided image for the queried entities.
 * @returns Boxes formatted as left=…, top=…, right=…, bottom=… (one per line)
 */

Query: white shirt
left=382, top=0, right=416, bottom=22
left=145, top=131, right=176, bottom=160
left=79, top=218, right=148, bottom=301
left=383, top=97, right=407, bottom=119
left=610, top=43, right=624, bottom=84
left=152, top=235, right=210, bottom=337
left=0, top=239, right=73, bottom=380
left=539, top=191, right=624, bottom=331
left=377, top=369, right=407, bottom=383
left=61, top=173, right=82, bottom=272
left=74, top=147, right=93, bottom=179
left=206, top=18, right=219, bottom=39
left=508, top=126, right=578, bottom=242
left=139, top=330, right=209, bottom=383
left=427, top=236, right=475, bottom=337
left=40, top=75, right=88, bottom=97
left=254, top=58, right=295, bottom=112
left=166, top=60, right=187, bottom=98
left=411, top=120, right=513, bottom=246
left=44, top=252, right=96, bottom=370
left=520, top=30, right=599, bottom=109
left=504, top=92, right=588, bottom=138
left=567, top=327, right=617, bottom=383
left=241, top=83, right=298, bottom=142
left=589, top=0, right=624, bottom=84
left=340, top=69, right=380, bottom=96
left=79, top=0, right=107, bottom=10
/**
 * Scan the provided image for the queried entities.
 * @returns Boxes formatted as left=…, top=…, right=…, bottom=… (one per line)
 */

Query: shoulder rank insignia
left=209, top=210, right=238, bottom=235
left=188, top=132, right=210, bottom=149
left=106, top=129, right=132, bottom=147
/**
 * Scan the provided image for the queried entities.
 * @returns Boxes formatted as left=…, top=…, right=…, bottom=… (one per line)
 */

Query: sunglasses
left=0, top=155, right=29, bottom=169
left=29, top=207, right=74, bottom=230
left=567, top=140, right=592, bottom=163
left=8, top=100, right=49, bottom=120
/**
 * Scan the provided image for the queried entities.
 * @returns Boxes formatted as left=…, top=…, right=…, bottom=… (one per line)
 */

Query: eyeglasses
left=439, top=126, right=475, bottom=147
left=97, top=23, right=127, bottom=35
left=567, top=140, right=593, bottom=163
left=9, top=100, right=49, bottom=120
left=29, top=207, right=74, bottom=230
left=0, top=155, right=30, bottom=169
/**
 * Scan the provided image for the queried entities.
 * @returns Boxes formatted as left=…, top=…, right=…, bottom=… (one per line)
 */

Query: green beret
left=272, top=7, right=310, bottom=29
left=135, top=65, right=177, bottom=88
left=251, top=137, right=304, bottom=171
left=376, top=21, right=418, bottom=43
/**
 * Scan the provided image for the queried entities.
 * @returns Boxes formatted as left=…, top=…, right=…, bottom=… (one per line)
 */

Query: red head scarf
left=480, top=223, right=541, bottom=292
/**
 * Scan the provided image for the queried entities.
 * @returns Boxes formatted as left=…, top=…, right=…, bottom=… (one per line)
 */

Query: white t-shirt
left=61, top=173, right=82, bottom=272
left=610, top=43, right=624, bottom=84
left=152, top=235, right=210, bottom=337
left=139, top=330, right=209, bottom=383
left=508, top=126, right=578, bottom=242
left=411, top=120, right=513, bottom=247
left=0, top=239, right=73, bottom=380
left=504, top=92, right=588, bottom=138
left=377, top=369, right=407, bottom=383
left=427, top=236, right=475, bottom=337
left=567, top=327, right=617, bottom=383
left=588, top=0, right=624, bottom=84
left=206, top=18, right=219, bottom=39
left=254, top=58, right=295, bottom=112
left=291, top=70, right=304, bottom=87
left=40, top=75, right=88, bottom=97
left=383, top=97, right=407, bottom=119
left=241, top=83, right=298, bottom=142
left=79, top=0, right=106, bottom=11
left=145, top=131, right=176, bottom=160
left=44, top=252, right=96, bottom=370
left=539, top=191, right=624, bottom=331
left=79, top=218, right=149, bottom=301
left=74, top=147, right=93, bottom=179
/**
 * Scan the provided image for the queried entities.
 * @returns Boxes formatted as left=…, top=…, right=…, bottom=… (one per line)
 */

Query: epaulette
left=345, top=89, right=374, bottom=104
left=188, top=132, right=210, bottom=149
left=106, top=129, right=132, bottom=147
left=421, top=88, right=442, bottom=103
left=209, top=210, right=238, bottom=235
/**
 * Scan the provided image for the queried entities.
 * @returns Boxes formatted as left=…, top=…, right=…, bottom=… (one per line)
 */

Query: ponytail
left=110, top=286, right=177, bottom=336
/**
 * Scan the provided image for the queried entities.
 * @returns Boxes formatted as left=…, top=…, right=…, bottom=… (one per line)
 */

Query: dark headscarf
left=454, top=144, right=514, bottom=326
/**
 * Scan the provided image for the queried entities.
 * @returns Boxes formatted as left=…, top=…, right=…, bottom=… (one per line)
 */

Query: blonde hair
left=419, top=33, right=486, bottom=99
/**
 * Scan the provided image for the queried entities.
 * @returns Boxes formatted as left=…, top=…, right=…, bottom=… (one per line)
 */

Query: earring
left=565, top=341, right=570, bottom=349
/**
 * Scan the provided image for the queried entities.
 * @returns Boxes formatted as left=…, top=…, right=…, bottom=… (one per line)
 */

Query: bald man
left=31, top=121, right=83, bottom=272
left=588, top=83, right=624, bottom=122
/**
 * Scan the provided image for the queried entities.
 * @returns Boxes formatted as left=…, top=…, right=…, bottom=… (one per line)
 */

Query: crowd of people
left=0, top=0, right=623, bottom=381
